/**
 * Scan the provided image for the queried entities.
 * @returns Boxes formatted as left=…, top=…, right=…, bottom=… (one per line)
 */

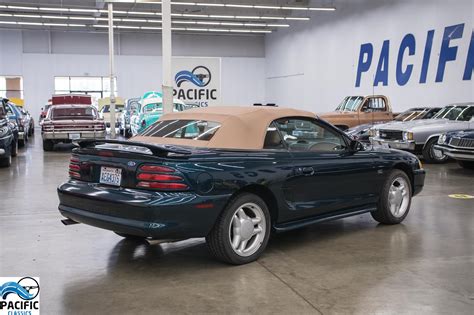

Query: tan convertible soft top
left=133, top=106, right=317, bottom=150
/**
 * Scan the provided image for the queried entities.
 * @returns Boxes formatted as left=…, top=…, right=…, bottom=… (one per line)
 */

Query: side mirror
left=350, top=140, right=363, bottom=152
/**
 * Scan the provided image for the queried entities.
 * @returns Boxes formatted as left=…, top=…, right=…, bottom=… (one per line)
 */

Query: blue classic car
left=57, top=106, right=425, bottom=265
left=436, top=130, right=474, bottom=169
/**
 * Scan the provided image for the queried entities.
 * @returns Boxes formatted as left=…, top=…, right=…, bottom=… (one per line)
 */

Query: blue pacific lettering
left=355, top=23, right=473, bottom=87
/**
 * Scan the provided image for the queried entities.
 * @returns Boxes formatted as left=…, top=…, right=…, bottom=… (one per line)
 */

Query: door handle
left=301, top=167, right=315, bottom=176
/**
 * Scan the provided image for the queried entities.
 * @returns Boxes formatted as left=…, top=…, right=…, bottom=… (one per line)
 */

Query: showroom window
left=54, top=76, right=117, bottom=99
left=0, top=76, right=23, bottom=99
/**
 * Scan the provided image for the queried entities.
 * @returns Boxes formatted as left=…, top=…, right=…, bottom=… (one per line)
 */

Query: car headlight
left=403, top=131, right=414, bottom=141
left=438, top=134, right=447, bottom=144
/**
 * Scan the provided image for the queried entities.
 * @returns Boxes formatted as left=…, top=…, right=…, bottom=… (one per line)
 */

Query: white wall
left=265, top=0, right=474, bottom=113
left=0, top=29, right=266, bottom=120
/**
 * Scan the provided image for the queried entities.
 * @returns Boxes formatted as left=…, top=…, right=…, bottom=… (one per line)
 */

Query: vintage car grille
left=449, top=137, right=474, bottom=148
left=379, top=130, right=403, bottom=140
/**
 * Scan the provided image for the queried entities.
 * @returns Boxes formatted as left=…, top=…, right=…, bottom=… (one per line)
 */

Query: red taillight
left=69, top=155, right=81, bottom=179
left=139, top=165, right=174, bottom=173
left=137, top=173, right=183, bottom=181
left=136, top=164, right=188, bottom=190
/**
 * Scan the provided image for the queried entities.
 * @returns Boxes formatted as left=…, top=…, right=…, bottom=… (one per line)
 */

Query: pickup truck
left=319, top=95, right=395, bottom=131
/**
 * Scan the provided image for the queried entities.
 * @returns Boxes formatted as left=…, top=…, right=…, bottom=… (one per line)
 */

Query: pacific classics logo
left=174, top=66, right=217, bottom=106
left=0, top=277, right=40, bottom=315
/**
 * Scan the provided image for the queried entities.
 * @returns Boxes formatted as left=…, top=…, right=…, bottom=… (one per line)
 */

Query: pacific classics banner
left=172, top=57, right=221, bottom=107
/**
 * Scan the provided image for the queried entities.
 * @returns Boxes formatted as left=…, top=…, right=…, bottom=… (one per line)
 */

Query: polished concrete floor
left=1, top=133, right=473, bottom=314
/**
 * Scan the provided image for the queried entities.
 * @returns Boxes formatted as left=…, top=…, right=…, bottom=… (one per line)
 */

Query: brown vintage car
left=319, top=95, right=395, bottom=130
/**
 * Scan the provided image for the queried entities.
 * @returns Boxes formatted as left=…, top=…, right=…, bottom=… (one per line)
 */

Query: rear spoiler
left=77, top=139, right=193, bottom=156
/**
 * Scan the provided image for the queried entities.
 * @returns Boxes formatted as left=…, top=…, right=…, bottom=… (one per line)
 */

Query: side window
left=263, top=123, right=285, bottom=149
left=273, top=118, right=347, bottom=152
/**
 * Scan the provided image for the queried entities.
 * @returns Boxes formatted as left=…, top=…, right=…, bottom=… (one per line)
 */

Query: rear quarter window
left=141, top=120, right=221, bottom=141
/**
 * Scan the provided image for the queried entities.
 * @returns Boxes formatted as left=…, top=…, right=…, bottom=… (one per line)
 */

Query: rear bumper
left=435, top=145, right=474, bottom=161
left=57, top=180, right=230, bottom=239
left=412, top=169, right=425, bottom=196
left=42, top=131, right=106, bottom=140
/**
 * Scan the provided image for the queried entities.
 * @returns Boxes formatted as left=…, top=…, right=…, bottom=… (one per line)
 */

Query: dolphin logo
left=0, top=282, right=35, bottom=300
left=175, top=66, right=211, bottom=88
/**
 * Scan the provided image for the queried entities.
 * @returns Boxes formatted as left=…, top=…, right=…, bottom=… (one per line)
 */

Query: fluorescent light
left=17, top=22, right=43, bottom=25
left=7, top=6, right=37, bottom=10
left=117, top=25, right=140, bottom=29
left=0, top=21, right=16, bottom=24
left=69, top=8, right=99, bottom=13
left=44, top=23, right=68, bottom=26
left=39, top=7, right=68, bottom=12
left=14, top=14, right=41, bottom=18
left=43, top=15, right=70, bottom=19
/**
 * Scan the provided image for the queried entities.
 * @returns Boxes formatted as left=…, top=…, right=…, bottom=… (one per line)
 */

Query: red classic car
left=41, top=95, right=105, bottom=151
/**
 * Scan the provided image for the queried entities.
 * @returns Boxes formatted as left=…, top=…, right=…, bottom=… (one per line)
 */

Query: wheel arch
left=392, top=163, right=414, bottom=191
left=228, top=184, right=279, bottom=224
left=422, top=134, right=441, bottom=150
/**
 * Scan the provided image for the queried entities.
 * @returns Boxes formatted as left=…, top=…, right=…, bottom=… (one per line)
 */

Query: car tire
left=43, top=139, right=54, bottom=151
left=11, top=140, right=18, bottom=157
left=18, top=138, right=25, bottom=148
left=0, top=154, right=12, bottom=167
left=114, top=232, right=147, bottom=241
left=206, top=193, right=271, bottom=265
left=422, top=138, right=448, bottom=164
left=458, top=160, right=474, bottom=169
left=371, top=169, right=412, bottom=225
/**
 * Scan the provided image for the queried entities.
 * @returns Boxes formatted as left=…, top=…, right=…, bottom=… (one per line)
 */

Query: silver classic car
left=371, top=103, right=474, bottom=163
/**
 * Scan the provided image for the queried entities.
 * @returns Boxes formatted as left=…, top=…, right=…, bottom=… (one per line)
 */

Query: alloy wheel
left=228, top=202, right=266, bottom=257
left=388, top=177, right=410, bottom=218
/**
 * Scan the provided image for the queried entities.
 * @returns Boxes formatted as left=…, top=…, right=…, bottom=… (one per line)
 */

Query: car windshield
left=51, top=107, right=96, bottom=120
left=432, top=105, right=474, bottom=121
left=395, top=109, right=428, bottom=121
left=102, top=105, right=124, bottom=113
left=141, top=119, right=221, bottom=141
left=335, top=96, right=363, bottom=112
left=143, top=103, right=163, bottom=113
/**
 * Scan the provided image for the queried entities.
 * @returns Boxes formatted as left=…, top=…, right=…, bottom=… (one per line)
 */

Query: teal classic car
left=130, top=96, right=186, bottom=136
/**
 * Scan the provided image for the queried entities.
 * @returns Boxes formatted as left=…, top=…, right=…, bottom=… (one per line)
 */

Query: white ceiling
left=0, top=0, right=337, bottom=35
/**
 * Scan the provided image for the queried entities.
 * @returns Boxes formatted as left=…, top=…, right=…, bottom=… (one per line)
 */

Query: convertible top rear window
left=141, top=119, right=221, bottom=141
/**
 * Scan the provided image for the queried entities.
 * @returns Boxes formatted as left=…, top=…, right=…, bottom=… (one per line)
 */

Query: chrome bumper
left=435, top=145, right=474, bottom=161
left=371, top=137, right=416, bottom=150
left=42, top=131, right=106, bottom=140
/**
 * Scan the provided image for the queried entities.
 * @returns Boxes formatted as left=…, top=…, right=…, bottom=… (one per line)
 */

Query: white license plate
left=69, top=133, right=81, bottom=140
left=99, top=167, right=122, bottom=186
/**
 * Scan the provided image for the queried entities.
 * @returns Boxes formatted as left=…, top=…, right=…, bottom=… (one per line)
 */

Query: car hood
left=447, top=129, right=474, bottom=139
left=375, top=118, right=452, bottom=131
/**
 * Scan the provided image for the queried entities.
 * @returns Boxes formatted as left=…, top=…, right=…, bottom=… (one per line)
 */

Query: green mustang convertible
left=58, top=106, right=425, bottom=265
